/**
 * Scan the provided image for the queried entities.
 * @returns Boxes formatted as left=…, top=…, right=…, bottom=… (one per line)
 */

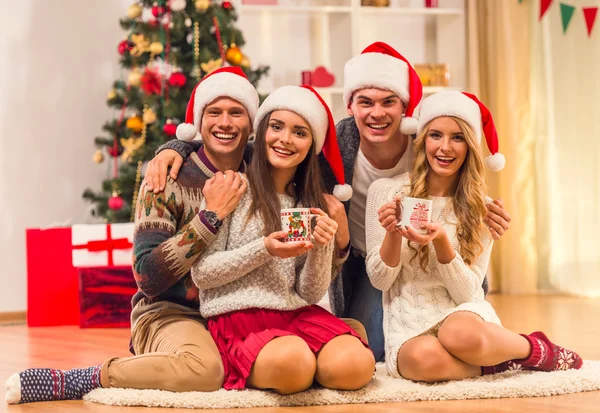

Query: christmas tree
left=83, top=0, right=269, bottom=223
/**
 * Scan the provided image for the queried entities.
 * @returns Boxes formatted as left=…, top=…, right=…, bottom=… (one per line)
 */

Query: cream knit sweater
left=191, top=187, right=340, bottom=318
left=365, top=173, right=501, bottom=377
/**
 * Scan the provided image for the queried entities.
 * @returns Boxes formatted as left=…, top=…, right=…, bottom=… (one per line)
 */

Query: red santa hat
left=253, top=85, right=352, bottom=201
left=343, top=42, right=422, bottom=135
left=417, top=90, right=505, bottom=171
left=176, top=66, right=259, bottom=141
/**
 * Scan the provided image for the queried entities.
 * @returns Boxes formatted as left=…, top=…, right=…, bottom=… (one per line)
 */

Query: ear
left=346, top=105, right=354, bottom=117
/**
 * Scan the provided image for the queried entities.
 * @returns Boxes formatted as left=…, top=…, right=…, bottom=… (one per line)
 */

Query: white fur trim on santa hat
left=254, top=86, right=329, bottom=154
left=485, top=152, right=506, bottom=171
left=176, top=123, right=199, bottom=141
left=192, top=72, right=259, bottom=132
left=417, top=91, right=483, bottom=144
left=343, top=52, right=409, bottom=107
left=333, top=184, right=353, bottom=202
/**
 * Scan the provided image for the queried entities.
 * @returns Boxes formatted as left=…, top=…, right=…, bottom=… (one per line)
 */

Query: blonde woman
left=365, top=91, right=582, bottom=382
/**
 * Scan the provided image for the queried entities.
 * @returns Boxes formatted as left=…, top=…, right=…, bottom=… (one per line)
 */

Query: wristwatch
left=202, top=210, right=222, bottom=229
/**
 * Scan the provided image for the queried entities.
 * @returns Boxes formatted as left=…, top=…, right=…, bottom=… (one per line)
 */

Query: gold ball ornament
left=126, top=116, right=144, bottom=133
left=149, top=42, right=164, bottom=55
left=93, top=150, right=104, bottom=164
left=107, top=89, right=117, bottom=100
left=240, top=54, right=250, bottom=68
left=225, top=44, right=243, bottom=66
left=128, top=69, right=142, bottom=86
left=195, top=0, right=210, bottom=11
left=143, top=108, right=157, bottom=124
left=127, top=3, right=143, bottom=19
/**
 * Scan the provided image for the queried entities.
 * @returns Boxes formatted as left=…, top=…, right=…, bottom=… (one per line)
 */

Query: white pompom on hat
left=253, top=85, right=353, bottom=201
left=417, top=90, right=505, bottom=171
left=176, top=66, right=259, bottom=141
left=343, top=41, right=423, bottom=135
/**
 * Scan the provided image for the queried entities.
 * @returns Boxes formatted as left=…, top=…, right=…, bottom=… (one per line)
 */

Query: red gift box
left=78, top=266, right=138, bottom=328
left=26, top=228, right=80, bottom=327
left=26, top=224, right=137, bottom=327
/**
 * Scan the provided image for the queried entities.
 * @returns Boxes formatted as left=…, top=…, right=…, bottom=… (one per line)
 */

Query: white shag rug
left=84, top=361, right=600, bottom=409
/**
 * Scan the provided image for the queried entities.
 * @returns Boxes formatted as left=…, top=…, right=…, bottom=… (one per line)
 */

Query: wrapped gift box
left=72, top=223, right=134, bottom=267
left=26, top=223, right=136, bottom=327
left=78, top=266, right=137, bottom=328
left=26, top=228, right=80, bottom=327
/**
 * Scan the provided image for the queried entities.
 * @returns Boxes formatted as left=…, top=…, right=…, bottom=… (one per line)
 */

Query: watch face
left=204, top=210, right=221, bottom=227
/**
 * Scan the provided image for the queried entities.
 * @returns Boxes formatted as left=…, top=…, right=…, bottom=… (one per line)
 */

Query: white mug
left=397, top=197, right=433, bottom=235
left=280, top=208, right=317, bottom=242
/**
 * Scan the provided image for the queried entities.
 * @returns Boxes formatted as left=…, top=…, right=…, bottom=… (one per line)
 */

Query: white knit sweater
left=365, top=173, right=501, bottom=377
left=191, top=186, right=339, bottom=318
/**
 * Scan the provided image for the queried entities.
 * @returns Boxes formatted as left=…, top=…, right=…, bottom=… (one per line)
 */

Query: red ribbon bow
left=73, top=225, right=133, bottom=267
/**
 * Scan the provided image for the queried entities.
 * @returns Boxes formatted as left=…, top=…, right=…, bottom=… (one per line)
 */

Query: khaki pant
left=100, top=308, right=368, bottom=392
left=101, top=308, right=224, bottom=392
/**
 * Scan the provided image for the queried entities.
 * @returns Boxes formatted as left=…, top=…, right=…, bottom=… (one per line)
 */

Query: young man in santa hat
left=7, top=67, right=261, bottom=403
left=143, top=43, right=511, bottom=362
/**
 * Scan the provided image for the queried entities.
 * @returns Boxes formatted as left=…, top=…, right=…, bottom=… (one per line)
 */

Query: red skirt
left=207, top=305, right=370, bottom=390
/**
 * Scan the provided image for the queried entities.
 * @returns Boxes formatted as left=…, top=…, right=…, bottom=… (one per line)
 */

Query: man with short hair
left=6, top=67, right=260, bottom=404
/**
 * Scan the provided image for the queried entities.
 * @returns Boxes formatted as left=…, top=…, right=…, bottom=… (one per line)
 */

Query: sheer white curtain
left=531, top=2, right=600, bottom=296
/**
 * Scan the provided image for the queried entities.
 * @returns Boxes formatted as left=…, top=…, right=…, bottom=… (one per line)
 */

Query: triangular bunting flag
left=540, top=0, right=553, bottom=20
left=583, top=7, right=598, bottom=37
left=560, top=3, right=575, bottom=34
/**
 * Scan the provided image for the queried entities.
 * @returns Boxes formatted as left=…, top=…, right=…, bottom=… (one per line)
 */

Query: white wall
left=0, top=1, right=129, bottom=312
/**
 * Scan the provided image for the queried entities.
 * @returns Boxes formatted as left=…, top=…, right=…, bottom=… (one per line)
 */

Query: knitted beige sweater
left=191, top=187, right=341, bottom=318
left=365, top=172, right=501, bottom=377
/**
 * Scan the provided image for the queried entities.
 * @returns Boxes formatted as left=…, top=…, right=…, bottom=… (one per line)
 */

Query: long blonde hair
left=408, top=117, right=488, bottom=271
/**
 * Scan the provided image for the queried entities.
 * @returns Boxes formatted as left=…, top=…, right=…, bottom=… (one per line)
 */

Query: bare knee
left=253, top=336, right=316, bottom=394
left=438, top=321, right=486, bottom=357
left=398, top=341, right=449, bottom=383
left=316, top=335, right=375, bottom=390
left=171, top=351, right=224, bottom=392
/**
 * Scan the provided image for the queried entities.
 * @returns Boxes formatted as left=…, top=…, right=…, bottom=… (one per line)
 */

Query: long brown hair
left=246, top=111, right=329, bottom=235
left=408, top=116, right=488, bottom=271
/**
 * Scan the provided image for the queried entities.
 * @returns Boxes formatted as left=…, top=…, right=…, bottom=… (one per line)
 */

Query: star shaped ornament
left=120, top=137, right=145, bottom=162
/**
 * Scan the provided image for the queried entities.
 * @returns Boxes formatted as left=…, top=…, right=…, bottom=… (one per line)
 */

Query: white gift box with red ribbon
left=72, top=223, right=135, bottom=267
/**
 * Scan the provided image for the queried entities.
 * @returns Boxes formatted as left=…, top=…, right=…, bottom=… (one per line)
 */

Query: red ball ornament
left=163, top=121, right=177, bottom=136
left=107, top=145, right=123, bottom=157
left=222, top=1, right=233, bottom=11
left=108, top=194, right=124, bottom=211
left=168, top=72, right=186, bottom=87
left=151, top=3, right=167, bottom=17
left=118, top=39, right=132, bottom=55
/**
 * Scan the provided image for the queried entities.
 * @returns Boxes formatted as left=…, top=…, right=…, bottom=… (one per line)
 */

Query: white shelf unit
left=234, top=0, right=467, bottom=121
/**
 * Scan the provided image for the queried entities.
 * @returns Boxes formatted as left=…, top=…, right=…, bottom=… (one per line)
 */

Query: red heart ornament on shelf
left=312, top=66, right=335, bottom=88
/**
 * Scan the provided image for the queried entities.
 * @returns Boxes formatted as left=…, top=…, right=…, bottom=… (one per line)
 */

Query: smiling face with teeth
left=424, top=116, right=469, bottom=181
left=263, top=110, right=314, bottom=175
left=347, top=88, right=405, bottom=146
left=200, top=97, right=252, bottom=169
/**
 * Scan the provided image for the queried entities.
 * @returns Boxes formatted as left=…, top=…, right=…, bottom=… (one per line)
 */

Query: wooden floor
left=1, top=294, right=599, bottom=413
